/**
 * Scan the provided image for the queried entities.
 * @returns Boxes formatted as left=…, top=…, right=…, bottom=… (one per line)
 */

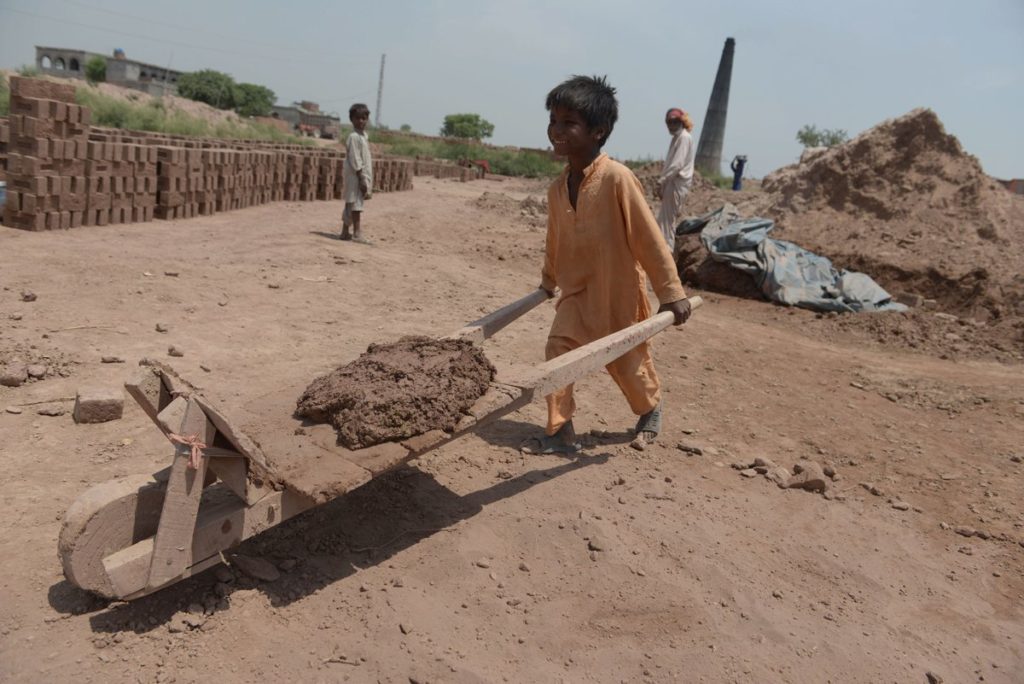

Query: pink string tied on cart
left=168, top=433, right=207, bottom=470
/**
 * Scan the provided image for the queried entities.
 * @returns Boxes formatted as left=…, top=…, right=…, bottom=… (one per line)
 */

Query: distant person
left=656, top=108, right=695, bottom=252
left=521, top=75, right=692, bottom=456
left=340, top=103, right=373, bottom=243
left=730, top=155, right=747, bottom=191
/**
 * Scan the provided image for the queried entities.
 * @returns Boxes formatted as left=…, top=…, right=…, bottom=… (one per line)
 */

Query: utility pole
left=374, top=53, right=386, bottom=128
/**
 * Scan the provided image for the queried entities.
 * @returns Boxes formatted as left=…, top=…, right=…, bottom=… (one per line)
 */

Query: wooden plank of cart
left=59, top=289, right=703, bottom=600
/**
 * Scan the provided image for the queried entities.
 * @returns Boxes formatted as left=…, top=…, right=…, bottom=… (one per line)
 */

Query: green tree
left=84, top=56, right=107, bottom=84
left=400, top=123, right=412, bottom=132
left=177, top=69, right=237, bottom=110
left=440, top=113, right=494, bottom=140
left=796, top=124, right=848, bottom=147
left=232, top=82, right=275, bottom=117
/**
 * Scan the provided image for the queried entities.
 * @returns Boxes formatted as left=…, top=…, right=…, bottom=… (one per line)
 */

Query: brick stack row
left=83, top=141, right=157, bottom=226
left=0, top=118, right=9, bottom=181
left=373, top=159, right=414, bottom=192
left=411, top=158, right=479, bottom=182
left=3, top=77, right=91, bottom=230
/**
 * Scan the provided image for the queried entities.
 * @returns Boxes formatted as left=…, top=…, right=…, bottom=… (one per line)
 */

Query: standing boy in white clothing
left=656, top=107, right=695, bottom=253
left=340, top=103, right=373, bottom=243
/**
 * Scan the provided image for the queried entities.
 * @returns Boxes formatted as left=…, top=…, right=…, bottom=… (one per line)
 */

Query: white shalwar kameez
left=656, top=128, right=695, bottom=252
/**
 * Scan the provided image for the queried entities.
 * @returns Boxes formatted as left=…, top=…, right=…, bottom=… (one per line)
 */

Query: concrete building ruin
left=34, top=46, right=183, bottom=96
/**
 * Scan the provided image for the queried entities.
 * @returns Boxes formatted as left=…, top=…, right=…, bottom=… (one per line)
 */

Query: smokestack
left=695, top=37, right=735, bottom=177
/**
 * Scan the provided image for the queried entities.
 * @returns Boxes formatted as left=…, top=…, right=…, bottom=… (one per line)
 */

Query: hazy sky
left=2, top=0, right=1022, bottom=178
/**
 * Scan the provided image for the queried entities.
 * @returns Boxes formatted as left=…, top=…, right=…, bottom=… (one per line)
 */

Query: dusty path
left=1, top=176, right=1021, bottom=683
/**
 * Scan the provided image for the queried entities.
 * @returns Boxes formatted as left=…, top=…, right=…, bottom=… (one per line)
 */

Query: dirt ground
left=1, top=175, right=1022, bottom=683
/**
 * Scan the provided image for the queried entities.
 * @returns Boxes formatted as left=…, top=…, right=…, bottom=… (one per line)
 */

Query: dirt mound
left=747, top=108, right=1024, bottom=323
left=294, top=336, right=495, bottom=449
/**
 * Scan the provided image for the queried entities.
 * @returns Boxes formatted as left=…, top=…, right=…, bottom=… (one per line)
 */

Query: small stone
left=786, top=462, right=829, bottom=493
left=100, top=356, right=125, bottom=364
left=155, top=323, right=169, bottom=333
left=891, top=500, right=910, bottom=511
left=925, top=672, right=943, bottom=684
left=9, top=313, right=23, bottom=321
left=5, top=406, right=23, bottom=415
left=954, top=526, right=976, bottom=538
left=73, top=387, right=124, bottom=424
left=860, top=482, right=884, bottom=496
left=267, top=283, right=281, bottom=289
left=0, top=364, right=29, bottom=387
left=731, top=461, right=751, bottom=470
left=772, top=590, right=783, bottom=599
left=939, top=522, right=950, bottom=530
left=823, top=465, right=836, bottom=478
left=767, top=467, right=791, bottom=487
left=518, top=562, right=530, bottom=572
left=739, top=468, right=758, bottom=478
left=21, top=290, right=37, bottom=302
left=1010, top=455, right=1022, bottom=464
left=753, top=457, right=776, bottom=468
left=168, top=346, right=185, bottom=358
left=26, top=364, right=47, bottom=379
left=277, top=559, right=297, bottom=571
left=976, top=530, right=991, bottom=540
left=474, top=559, right=491, bottom=569
left=231, top=555, right=281, bottom=582
left=399, top=623, right=412, bottom=635
left=164, top=271, right=179, bottom=277
left=677, top=444, right=703, bottom=456
left=200, top=365, right=211, bottom=373
left=587, top=537, right=606, bottom=552
left=37, top=405, right=66, bottom=417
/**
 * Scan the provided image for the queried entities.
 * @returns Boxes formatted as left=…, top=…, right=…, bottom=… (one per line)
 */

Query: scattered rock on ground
left=73, top=387, right=124, bottom=424
left=0, top=364, right=29, bottom=387
left=231, top=555, right=281, bottom=582
left=786, top=461, right=829, bottom=493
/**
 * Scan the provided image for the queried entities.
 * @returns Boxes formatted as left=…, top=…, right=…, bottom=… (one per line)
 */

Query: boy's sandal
left=630, top=404, right=662, bottom=451
left=351, top=236, right=374, bottom=246
left=338, top=234, right=352, bottom=241
left=519, top=435, right=581, bottom=456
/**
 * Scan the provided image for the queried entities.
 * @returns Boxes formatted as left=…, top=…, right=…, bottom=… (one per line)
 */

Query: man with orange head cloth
left=656, top=108, right=695, bottom=252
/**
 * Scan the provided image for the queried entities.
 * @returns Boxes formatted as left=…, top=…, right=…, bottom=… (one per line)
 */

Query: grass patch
left=370, top=129, right=562, bottom=178
left=74, top=85, right=310, bottom=144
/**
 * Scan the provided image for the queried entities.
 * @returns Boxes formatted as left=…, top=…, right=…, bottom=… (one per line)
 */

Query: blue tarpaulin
left=678, top=205, right=907, bottom=313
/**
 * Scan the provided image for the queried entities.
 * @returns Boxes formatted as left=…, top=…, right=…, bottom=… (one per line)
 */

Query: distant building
left=34, top=46, right=183, bottom=96
left=998, top=178, right=1024, bottom=195
left=270, top=102, right=341, bottom=139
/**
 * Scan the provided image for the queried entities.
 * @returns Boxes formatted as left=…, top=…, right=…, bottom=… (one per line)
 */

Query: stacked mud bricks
left=0, top=117, right=9, bottom=181
left=1, top=77, right=416, bottom=231
left=3, top=77, right=91, bottom=230
left=373, top=159, right=414, bottom=192
left=412, top=158, right=479, bottom=182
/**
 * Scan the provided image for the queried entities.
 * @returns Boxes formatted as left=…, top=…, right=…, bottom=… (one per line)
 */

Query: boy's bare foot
left=520, top=420, right=581, bottom=455
left=630, top=403, right=662, bottom=451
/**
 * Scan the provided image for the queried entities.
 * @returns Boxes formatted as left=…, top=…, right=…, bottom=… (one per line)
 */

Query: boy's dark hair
left=349, top=103, right=370, bottom=121
left=545, top=75, right=618, bottom=146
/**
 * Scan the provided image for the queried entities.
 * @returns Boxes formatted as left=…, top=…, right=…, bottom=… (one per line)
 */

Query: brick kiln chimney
left=695, top=37, right=735, bottom=178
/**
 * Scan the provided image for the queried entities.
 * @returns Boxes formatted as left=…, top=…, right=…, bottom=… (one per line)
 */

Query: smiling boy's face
left=351, top=112, right=369, bottom=132
left=548, top=105, right=604, bottom=158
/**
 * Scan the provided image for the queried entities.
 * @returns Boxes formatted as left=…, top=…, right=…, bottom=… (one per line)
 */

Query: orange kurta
left=541, top=154, right=687, bottom=435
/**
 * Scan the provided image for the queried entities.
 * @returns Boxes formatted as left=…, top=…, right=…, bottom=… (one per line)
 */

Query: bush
left=73, top=85, right=308, bottom=143
left=233, top=82, right=275, bottom=118
left=440, top=113, right=494, bottom=141
left=0, top=79, right=9, bottom=117
left=373, top=130, right=561, bottom=178
left=796, top=124, right=848, bottom=148
left=177, top=69, right=237, bottom=110
left=17, top=65, right=40, bottom=77
left=85, top=56, right=106, bottom=84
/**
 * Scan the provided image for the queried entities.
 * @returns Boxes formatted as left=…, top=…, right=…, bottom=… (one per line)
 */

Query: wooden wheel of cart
left=58, top=474, right=167, bottom=599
